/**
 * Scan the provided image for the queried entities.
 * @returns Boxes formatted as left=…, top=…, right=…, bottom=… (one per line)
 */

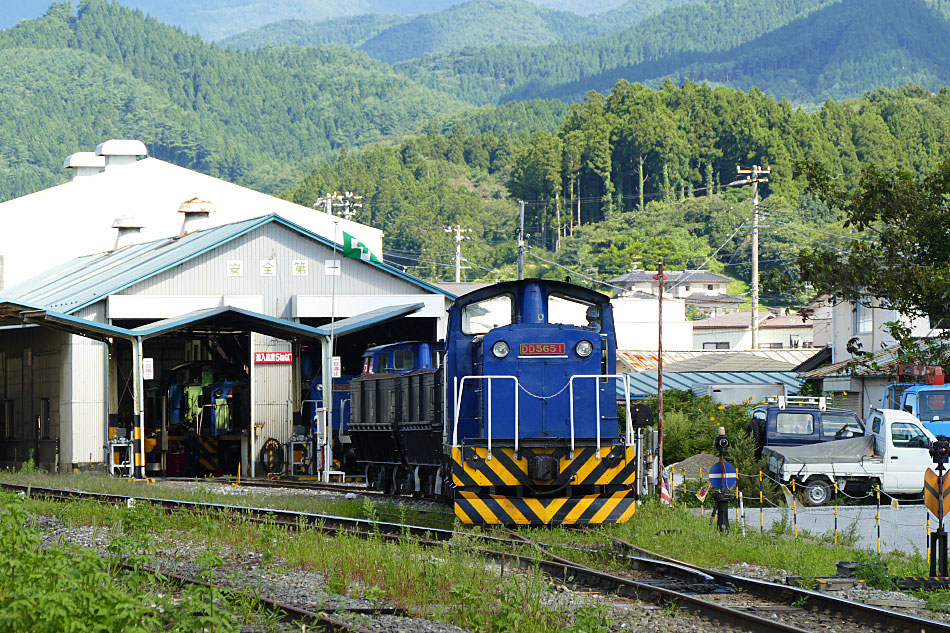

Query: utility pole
left=737, top=165, right=770, bottom=350
left=444, top=224, right=472, bottom=283
left=653, top=260, right=668, bottom=477
left=315, top=192, right=343, bottom=215
left=555, top=192, right=561, bottom=252
left=339, top=191, right=363, bottom=221
left=518, top=200, right=525, bottom=280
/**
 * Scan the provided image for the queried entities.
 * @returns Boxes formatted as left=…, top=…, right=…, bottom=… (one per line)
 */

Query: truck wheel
left=802, top=478, right=831, bottom=507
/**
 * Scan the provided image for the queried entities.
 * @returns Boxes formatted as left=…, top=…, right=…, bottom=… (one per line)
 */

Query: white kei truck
left=764, top=408, right=937, bottom=506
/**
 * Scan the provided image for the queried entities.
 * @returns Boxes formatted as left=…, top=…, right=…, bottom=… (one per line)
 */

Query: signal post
left=926, top=435, right=950, bottom=576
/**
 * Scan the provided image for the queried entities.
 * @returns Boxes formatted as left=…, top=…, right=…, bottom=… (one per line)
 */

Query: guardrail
left=568, top=374, right=634, bottom=457
left=452, top=374, right=634, bottom=460
left=453, top=375, right=519, bottom=459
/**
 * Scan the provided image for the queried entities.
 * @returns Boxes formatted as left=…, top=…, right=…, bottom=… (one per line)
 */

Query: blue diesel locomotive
left=347, top=279, right=645, bottom=526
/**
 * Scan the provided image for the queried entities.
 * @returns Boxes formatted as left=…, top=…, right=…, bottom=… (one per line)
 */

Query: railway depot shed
left=0, top=212, right=453, bottom=475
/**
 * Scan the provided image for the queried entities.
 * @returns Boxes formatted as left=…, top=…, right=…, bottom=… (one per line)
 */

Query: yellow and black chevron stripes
left=199, top=437, right=218, bottom=473
left=455, top=490, right=636, bottom=525
left=451, top=445, right=635, bottom=488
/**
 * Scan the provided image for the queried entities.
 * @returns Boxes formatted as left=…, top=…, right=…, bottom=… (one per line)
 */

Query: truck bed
left=764, top=435, right=884, bottom=480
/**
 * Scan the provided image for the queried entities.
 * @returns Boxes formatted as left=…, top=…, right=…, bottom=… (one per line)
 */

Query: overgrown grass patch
left=510, top=501, right=927, bottom=584
left=0, top=491, right=276, bottom=632
left=0, top=469, right=455, bottom=529
left=14, top=488, right=610, bottom=633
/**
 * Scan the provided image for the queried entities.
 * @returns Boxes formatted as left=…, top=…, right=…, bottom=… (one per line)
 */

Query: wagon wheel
left=259, top=438, right=284, bottom=475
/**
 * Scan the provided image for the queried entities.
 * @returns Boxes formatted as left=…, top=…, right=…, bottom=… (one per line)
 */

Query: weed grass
left=12, top=485, right=610, bottom=633
left=0, top=469, right=455, bottom=528
left=511, top=501, right=928, bottom=583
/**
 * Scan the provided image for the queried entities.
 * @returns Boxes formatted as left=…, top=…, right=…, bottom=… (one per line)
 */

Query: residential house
left=607, top=269, right=742, bottom=317
left=692, top=311, right=815, bottom=350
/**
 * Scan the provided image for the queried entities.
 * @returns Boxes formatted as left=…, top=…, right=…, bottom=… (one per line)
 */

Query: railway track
left=160, top=475, right=387, bottom=497
left=565, top=531, right=950, bottom=633
left=9, top=481, right=950, bottom=633
left=115, top=561, right=394, bottom=633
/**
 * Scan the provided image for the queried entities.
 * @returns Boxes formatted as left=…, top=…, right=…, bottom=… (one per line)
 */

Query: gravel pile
left=670, top=453, right=720, bottom=480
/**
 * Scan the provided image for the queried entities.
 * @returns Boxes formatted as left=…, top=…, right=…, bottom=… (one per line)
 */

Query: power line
left=524, top=247, right=628, bottom=292
left=770, top=219, right=868, bottom=243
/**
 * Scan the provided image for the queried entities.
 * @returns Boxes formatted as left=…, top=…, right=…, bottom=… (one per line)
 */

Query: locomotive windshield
left=462, top=293, right=514, bottom=335
left=547, top=294, right=601, bottom=331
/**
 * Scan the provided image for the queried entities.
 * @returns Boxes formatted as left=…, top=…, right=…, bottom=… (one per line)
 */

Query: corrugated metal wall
left=0, top=327, right=66, bottom=469
left=253, top=333, right=294, bottom=447
left=61, top=334, right=107, bottom=466
left=122, top=222, right=435, bottom=319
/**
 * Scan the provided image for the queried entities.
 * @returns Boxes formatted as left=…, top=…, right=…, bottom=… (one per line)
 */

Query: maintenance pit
left=0, top=213, right=452, bottom=479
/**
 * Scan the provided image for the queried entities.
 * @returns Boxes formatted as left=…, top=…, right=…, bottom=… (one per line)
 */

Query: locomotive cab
left=447, top=279, right=637, bottom=525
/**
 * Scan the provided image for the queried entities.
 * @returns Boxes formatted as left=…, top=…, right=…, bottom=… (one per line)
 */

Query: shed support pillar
left=131, top=336, right=145, bottom=479
left=250, top=331, right=256, bottom=479
left=322, top=336, right=332, bottom=482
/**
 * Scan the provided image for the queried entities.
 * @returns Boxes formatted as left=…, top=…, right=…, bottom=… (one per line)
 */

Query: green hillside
left=359, top=0, right=587, bottom=63
left=544, top=0, right=950, bottom=102
left=283, top=79, right=950, bottom=295
left=0, top=0, right=468, bottom=201
left=397, top=0, right=838, bottom=104
left=220, top=14, right=413, bottom=51
left=220, top=0, right=697, bottom=59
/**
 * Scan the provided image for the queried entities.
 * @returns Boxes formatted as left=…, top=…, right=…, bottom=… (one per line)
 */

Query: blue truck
left=747, top=396, right=865, bottom=459
left=881, top=364, right=950, bottom=436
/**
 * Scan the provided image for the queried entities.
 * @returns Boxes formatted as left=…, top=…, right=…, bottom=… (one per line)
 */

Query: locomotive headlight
left=492, top=341, right=510, bottom=358
left=575, top=340, right=594, bottom=357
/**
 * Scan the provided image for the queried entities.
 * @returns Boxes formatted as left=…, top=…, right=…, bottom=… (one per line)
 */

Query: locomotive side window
left=395, top=350, right=414, bottom=370
left=548, top=294, right=600, bottom=331
left=462, top=294, right=514, bottom=335
left=378, top=354, right=390, bottom=372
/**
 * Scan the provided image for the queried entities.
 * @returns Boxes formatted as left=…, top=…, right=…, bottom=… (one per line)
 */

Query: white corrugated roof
left=0, top=156, right=383, bottom=287
left=618, top=349, right=822, bottom=372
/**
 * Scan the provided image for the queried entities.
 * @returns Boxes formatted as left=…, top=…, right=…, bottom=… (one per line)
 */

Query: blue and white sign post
left=709, top=461, right=738, bottom=491
left=710, top=427, right=734, bottom=532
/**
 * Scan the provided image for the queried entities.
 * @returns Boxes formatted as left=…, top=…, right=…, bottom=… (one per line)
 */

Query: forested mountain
left=397, top=0, right=840, bottom=104
left=1, top=0, right=636, bottom=40
left=221, top=0, right=696, bottom=58
left=537, top=0, right=950, bottom=103
left=285, top=80, right=950, bottom=295
left=397, top=0, right=950, bottom=105
left=0, top=0, right=469, bottom=200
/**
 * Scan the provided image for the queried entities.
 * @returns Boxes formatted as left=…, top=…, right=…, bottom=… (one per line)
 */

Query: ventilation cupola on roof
left=95, top=139, right=147, bottom=170
left=63, top=152, right=106, bottom=179
left=178, top=197, right=214, bottom=236
left=112, top=216, right=146, bottom=250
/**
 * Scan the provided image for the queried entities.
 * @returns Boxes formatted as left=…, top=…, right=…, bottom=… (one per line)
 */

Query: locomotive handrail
left=453, top=375, right=520, bottom=460
left=568, top=374, right=634, bottom=458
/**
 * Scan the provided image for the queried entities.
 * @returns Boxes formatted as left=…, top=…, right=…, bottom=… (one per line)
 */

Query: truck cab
left=867, top=408, right=935, bottom=492
left=748, top=396, right=864, bottom=458
left=884, top=383, right=950, bottom=437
